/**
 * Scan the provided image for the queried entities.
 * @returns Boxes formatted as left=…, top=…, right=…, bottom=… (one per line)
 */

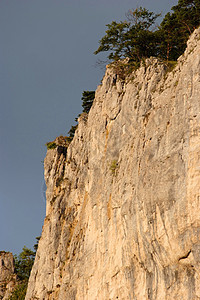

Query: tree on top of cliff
left=159, top=0, right=200, bottom=60
left=94, top=1, right=200, bottom=63
left=172, top=0, right=200, bottom=32
left=94, top=7, right=160, bottom=63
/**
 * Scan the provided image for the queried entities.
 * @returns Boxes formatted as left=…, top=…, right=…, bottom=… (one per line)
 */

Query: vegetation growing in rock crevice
left=110, top=160, right=119, bottom=176
left=94, top=0, right=200, bottom=67
left=45, top=142, right=57, bottom=150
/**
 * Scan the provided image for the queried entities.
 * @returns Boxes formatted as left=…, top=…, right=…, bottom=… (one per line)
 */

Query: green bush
left=45, top=142, right=57, bottom=150
left=110, top=160, right=118, bottom=175
left=9, top=282, right=27, bottom=300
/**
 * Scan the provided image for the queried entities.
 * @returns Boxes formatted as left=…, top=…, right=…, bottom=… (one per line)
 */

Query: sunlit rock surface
left=26, top=28, right=200, bottom=300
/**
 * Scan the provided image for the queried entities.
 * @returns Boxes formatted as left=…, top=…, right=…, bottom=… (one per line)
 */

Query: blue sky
left=0, top=0, right=177, bottom=254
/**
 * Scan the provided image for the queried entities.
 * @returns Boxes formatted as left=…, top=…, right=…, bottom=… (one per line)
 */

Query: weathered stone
left=0, top=252, right=17, bottom=300
left=26, top=28, right=200, bottom=299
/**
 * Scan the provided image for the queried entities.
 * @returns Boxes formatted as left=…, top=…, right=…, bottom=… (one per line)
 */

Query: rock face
left=0, top=252, right=17, bottom=300
left=26, top=28, right=200, bottom=299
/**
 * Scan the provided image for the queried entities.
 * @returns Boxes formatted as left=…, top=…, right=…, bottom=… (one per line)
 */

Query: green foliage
left=9, top=242, right=38, bottom=300
left=158, top=12, right=181, bottom=60
left=109, top=59, right=139, bottom=81
left=158, top=0, right=200, bottom=60
left=45, top=90, right=95, bottom=150
left=64, top=91, right=95, bottom=143
left=9, top=282, right=27, bottom=300
left=94, top=7, right=160, bottom=63
left=172, top=0, right=200, bottom=32
left=165, top=60, right=178, bottom=72
left=81, top=91, right=95, bottom=114
left=94, top=21, right=129, bottom=61
left=110, top=160, right=118, bottom=175
left=68, top=125, right=78, bottom=138
left=95, top=1, right=200, bottom=65
left=33, top=236, right=41, bottom=252
left=45, top=142, right=57, bottom=150
left=14, top=246, right=35, bottom=281
left=66, top=124, right=78, bottom=143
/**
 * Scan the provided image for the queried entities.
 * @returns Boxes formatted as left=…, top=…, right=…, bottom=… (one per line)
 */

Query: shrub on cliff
left=45, top=141, right=57, bottom=150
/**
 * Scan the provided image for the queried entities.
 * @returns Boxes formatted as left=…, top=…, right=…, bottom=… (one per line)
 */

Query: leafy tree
left=94, top=7, right=160, bottom=63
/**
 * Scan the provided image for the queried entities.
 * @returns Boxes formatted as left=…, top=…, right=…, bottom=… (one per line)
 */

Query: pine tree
left=94, top=7, right=160, bottom=63
left=159, top=0, right=200, bottom=60
left=14, top=246, right=35, bottom=281
left=81, top=91, right=95, bottom=114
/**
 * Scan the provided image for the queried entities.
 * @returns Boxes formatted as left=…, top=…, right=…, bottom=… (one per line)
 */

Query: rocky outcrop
left=0, top=252, right=17, bottom=300
left=26, top=28, right=200, bottom=299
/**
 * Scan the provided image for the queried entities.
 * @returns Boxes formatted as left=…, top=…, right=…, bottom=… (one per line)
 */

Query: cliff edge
left=26, top=28, right=200, bottom=300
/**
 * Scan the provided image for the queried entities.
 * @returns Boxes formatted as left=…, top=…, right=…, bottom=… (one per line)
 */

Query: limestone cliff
left=26, top=28, right=200, bottom=300
left=0, top=252, right=17, bottom=300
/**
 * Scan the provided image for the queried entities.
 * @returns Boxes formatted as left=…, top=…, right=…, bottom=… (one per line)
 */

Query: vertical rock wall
left=26, top=28, right=200, bottom=299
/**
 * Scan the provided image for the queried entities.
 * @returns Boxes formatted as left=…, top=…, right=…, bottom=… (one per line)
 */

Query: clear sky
left=0, top=0, right=177, bottom=255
